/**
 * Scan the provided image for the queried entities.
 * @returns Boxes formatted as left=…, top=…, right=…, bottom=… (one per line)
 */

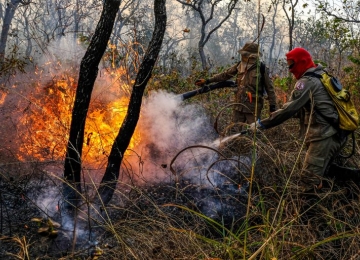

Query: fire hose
left=179, top=80, right=236, bottom=101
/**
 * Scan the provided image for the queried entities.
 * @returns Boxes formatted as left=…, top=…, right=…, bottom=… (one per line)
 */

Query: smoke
left=37, top=36, right=85, bottom=68
left=141, top=90, right=217, bottom=151
left=126, top=90, right=216, bottom=182
left=124, top=90, right=251, bottom=190
left=121, top=90, right=251, bottom=222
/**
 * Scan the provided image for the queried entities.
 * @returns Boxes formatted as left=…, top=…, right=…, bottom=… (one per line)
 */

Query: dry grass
left=1, top=114, right=360, bottom=259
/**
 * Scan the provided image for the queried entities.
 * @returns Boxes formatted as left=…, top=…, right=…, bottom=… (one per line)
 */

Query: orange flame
left=17, top=70, right=141, bottom=166
left=0, top=91, right=7, bottom=105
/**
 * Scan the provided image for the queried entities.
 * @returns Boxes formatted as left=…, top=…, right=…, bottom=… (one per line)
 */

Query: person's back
left=300, top=65, right=339, bottom=142
left=195, top=41, right=277, bottom=125
left=250, top=47, right=346, bottom=191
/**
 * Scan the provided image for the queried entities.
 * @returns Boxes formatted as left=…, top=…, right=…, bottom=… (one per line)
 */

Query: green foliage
left=78, top=34, right=91, bottom=47
left=147, top=68, right=197, bottom=95
left=273, top=76, right=292, bottom=92
left=347, top=55, right=360, bottom=66
left=313, top=59, right=328, bottom=67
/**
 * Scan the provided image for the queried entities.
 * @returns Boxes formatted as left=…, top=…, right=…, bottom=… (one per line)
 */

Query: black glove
left=269, top=105, right=276, bottom=113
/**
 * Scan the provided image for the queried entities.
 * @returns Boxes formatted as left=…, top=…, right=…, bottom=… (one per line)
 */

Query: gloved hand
left=249, top=119, right=265, bottom=132
left=269, top=105, right=276, bottom=113
left=195, top=79, right=208, bottom=86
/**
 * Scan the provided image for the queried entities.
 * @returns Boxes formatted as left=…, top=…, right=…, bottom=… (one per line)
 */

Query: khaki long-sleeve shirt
left=260, top=65, right=338, bottom=142
left=208, top=61, right=277, bottom=115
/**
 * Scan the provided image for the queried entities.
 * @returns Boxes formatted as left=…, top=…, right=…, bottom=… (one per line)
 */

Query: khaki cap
left=238, top=42, right=261, bottom=55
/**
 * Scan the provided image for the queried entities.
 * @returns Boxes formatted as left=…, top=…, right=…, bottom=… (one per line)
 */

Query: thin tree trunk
left=0, top=0, right=21, bottom=63
left=97, top=0, right=167, bottom=206
left=269, top=0, right=279, bottom=67
left=74, top=0, right=79, bottom=40
left=199, top=45, right=207, bottom=70
left=24, top=14, right=32, bottom=57
left=63, top=0, right=121, bottom=210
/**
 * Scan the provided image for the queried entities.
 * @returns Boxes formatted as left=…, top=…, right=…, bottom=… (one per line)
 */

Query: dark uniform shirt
left=261, top=64, right=338, bottom=142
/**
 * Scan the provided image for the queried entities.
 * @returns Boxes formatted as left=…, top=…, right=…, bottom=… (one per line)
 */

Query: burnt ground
left=1, top=127, right=360, bottom=259
left=2, top=163, right=360, bottom=260
left=0, top=158, right=251, bottom=260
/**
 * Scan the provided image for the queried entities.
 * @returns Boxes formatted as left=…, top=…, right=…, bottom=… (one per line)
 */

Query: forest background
left=1, top=0, right=360, bottom=259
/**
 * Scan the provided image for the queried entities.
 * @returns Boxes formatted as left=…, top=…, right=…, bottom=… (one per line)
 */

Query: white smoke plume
left=123, top=90, right=251, bottom=189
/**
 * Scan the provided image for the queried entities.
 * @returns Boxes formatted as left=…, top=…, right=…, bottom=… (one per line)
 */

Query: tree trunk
left=24, top=15, right=32, bottom=57
left=176, top=0, right=239, bottom=71
left=199, top=44, right=207, bottom=70
left=97, top=0, right=167, bottom=206
left=74, top=0, right=79, bottom=40
left=269, top=0, right=279, bottom=67
left=63, top=0, right=121, bottom=210
left=0, top=0, right=21, bottom=63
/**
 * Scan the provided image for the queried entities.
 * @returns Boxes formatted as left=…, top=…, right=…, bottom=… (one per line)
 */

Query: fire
left=17, top=70, right=141, bottom=165
left=0, top=90, right=7, bottom=105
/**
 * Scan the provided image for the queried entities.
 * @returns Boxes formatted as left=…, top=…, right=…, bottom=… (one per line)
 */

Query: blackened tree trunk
left=63, top=0, right=121, bottom=210
left=97, top=0, right=167, bottom=205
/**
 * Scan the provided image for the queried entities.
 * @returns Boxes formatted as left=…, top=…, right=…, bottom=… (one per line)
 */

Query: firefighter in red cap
left=249, top=47, right=346, bottom=191
left=195, top=41, right=277, bottom=126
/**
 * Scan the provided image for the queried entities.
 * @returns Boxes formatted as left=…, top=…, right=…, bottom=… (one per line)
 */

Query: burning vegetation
left=15, top=67, right=141, bottom=166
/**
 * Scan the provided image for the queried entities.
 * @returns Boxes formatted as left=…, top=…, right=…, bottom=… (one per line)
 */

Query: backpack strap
left=303, top=71, right=322, bottom=79
left=260, top=62, right=265, bottom=76
left=237, top=61, right=267, bottom=92
left=259, top=62, right=267, bottom=94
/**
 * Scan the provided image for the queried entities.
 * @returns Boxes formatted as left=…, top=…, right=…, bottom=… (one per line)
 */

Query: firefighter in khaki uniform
left=250, top=48, right=346, bottom=190
left=195, top=42, right=277, bottom=125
